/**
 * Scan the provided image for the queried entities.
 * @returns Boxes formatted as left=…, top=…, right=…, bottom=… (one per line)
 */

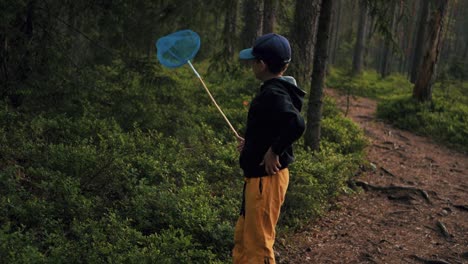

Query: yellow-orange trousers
left=232, top=168, right=289, bottom=264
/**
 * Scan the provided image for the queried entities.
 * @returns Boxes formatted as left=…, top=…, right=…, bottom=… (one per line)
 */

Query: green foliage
left=377, top=96, right=468, bottom=153
left=334, top=40, right=356, bottom=69
left=328, top=67, right=468, bottom=153
left=441, top=59, right=468, bottom=81
left=0, top=60, right=366, bottom=262
left=327, top=67, right=413, bottom=99
left=433, top=79, right=468, bottom=105
left=321, top=114, right=368, bottom=155
left=282, top=96, right=366, bottom=228
left=0, top=94, right=233, bottom=262
left=283, top=144, right=363, bottom=228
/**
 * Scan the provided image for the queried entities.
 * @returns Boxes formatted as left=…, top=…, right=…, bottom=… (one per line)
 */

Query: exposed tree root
left=453, top=204, right=468, bottom=212
left=372, top=144, right=392, bottom=150
left=435, top=221, right=451, bottom=239
left=394, top=132, right=410, bottom=141
left=355, top=180, right=431, bottom=204
left=380, top=167, right=395, bottom=177
left=360, top=252, right=377, bottom=263
left=356, top=115, right=374, bottom=120
left=462, top=251, right=468, bottom=260
left=409, top=255, right=451, bottom=264
left=449, top=168, right=463, bottom=173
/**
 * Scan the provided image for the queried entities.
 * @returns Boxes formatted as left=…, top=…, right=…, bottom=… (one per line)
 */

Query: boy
left=233, top=33, right=306, bottom=264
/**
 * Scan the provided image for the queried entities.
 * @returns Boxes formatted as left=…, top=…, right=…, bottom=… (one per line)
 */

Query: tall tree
left=457, top=1, right=468, bottom=65
left=222, top=0, right=239, bottom=59
left=439, top=0, right=468, bottom=80
left=1, top=0, right=39, bottom=107
left=400, top=0, right=419, bottom=74
left=352, top=0, right=369, bottom=76
left=380, top=1, right=398, bottom=78
left=304, top=0, right=334, bottom=151
left=438, top=1, right=457, bottom=68
left=329, top=0, right=343, bottom=65
left=290, top=0, right=321, bottom=85
left=241, top=0, right=263, bottom=47
left=410, top=0, right=430, bottom=83
left=413, top=0, right=449, bottom=102
left=262, top=0, right=277, bottom=33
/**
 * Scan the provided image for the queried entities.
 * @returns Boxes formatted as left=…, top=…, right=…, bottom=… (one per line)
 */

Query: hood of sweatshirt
left=263, top=76, right=306, bottom=112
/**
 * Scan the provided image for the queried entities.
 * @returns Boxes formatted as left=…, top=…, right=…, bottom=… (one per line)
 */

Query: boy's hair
left=261, top=59, right=288, bottom=74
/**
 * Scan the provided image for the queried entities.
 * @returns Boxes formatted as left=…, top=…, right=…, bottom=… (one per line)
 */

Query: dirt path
left=279, top=89, right=468, bottom=264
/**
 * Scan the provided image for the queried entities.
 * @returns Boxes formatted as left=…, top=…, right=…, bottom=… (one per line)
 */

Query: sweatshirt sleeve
left=264, top=89, right=305, bottom=155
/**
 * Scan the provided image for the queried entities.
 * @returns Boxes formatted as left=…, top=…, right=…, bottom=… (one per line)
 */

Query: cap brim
left=239, top=48, right=256, bottom=60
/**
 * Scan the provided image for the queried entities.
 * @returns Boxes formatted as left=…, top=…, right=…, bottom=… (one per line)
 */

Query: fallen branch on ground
left=355, top=180, right=431, bottom=204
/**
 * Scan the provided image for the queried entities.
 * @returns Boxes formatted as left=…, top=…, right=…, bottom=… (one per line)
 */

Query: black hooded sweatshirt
left=240, top=78, right=306, bottom=178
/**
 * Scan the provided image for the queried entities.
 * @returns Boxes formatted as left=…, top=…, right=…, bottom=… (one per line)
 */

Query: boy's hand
left=236, top=136, right=245, bottom=152
left=260, top=147, right=281, bottom=175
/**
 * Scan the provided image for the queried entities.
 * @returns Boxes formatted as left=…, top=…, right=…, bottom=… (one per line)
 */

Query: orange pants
left=232, top=168, right=289, bottom=264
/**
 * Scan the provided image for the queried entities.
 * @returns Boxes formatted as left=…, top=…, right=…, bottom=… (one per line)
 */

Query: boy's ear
left=259, top=60, right=268, bottom=71
left=281, top=64, right=289, bottom=74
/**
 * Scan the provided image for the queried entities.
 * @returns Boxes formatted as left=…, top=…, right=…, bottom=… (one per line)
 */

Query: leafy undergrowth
left=328, top=68, right=468, bottom=153
left=326, top=68, right=412, bottom=99
left=0, top=60, right=365, bottom=263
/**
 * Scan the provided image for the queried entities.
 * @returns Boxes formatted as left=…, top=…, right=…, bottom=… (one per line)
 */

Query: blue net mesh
left=156, top=29, right=201, bottom=68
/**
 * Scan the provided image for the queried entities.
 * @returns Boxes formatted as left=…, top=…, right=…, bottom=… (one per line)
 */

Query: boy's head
left=239, top=33, right=291, bottom=75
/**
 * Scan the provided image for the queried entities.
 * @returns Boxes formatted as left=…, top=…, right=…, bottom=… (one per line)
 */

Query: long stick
left=187, top=60, right=241, bottom=139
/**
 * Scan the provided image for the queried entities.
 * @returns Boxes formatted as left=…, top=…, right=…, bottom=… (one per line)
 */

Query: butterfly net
left=156, top=29, right=201, bottom=68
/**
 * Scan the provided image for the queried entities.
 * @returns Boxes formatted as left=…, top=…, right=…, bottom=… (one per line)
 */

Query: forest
left=1, top=0, right=467, bottom=263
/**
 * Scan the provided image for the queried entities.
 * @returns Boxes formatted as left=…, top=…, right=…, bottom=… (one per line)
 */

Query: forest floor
left=277, top=88, right=468, bottom=264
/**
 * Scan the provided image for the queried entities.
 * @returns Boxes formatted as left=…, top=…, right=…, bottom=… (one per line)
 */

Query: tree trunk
left=2, top=0, right=36, bottom=107
left=458, top=2, right=468, bottom=62
left=304, top=0, right=334, bottom=151
left=262, top=0, right=277, bottom=33
left=223, top=0, right=238, bottom=59
left=380, top=1, right=398, bottom=78
left=352, top=0, right=368, bottom=76
left=401, top=0, right=419, bottom=74
left=413, top=0, right=449, bottom=102
left=330, top=0, right=342, bottom=65
left=439, top=1, right=456, bottom=68
left=463, top=42, right=468, bottom=61
left=241, top=0, right=263, bottom=47
left=410, top=0, right=430, bottom=83
left=290, top=0, right=320, bottom=85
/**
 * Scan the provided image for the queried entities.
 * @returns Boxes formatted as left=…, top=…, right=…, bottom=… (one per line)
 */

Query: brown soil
left=278, top=89, right=468, bottom=264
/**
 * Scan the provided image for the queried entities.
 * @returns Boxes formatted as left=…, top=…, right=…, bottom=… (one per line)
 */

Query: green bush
left=329, top=67, right=468, bottom=153
left=283, top=145, right=361, bottom=228
left=327, top=68, right=412, bottom=99
left=282, top=99, right=366, bottom=228
left=377, top=96, right=468, bottom=153
left=321, top=115, right=367, bottom=155
left=0, top=61, right=366, bottom=262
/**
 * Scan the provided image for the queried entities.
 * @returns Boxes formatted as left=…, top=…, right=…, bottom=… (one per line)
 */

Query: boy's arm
left=266, top=89, right=305, bottom=155
left=271, top=113, right=305, bottom=155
